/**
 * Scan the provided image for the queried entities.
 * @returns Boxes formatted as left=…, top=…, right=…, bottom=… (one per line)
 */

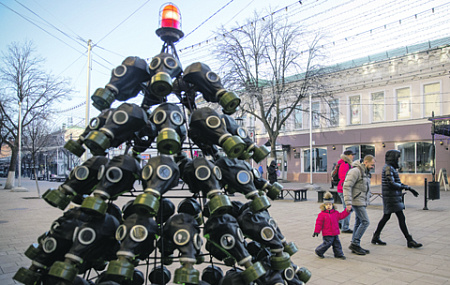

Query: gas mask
left=148, top=266, right=171, bottom=285
left=181, top=157, right=232, bottom=216
left=81, top=155, right=141, bottom=216
left=84, top=103, right=148, bottom=155
left=148, top=52, right=182, bottom=97
left=215, top=157, right=271, bottom=212
left=64, top=108, right=115, bottom=157
left=91, top=56, right=152, bottom=111
left=47, top=212, right=120, bottom=284
left=221, top=115, right=270, bottom=162
left=183, top=62, right=241, bottom=115
left=161, top=213, right=203, bottom=284
left=202, top=265, right=224, bottom=285
left=189, top=107, right=245, bottom=159
left=204, top=213, right=265, bottom=283
left=252, top=167, right=283, bottom=201
left=131, top=117, right=158, bottom=155
left=149, top=102, right=186, bottom=155
left=178, top=198, right=203, bottom=225
left=133, top=155, right=180, bottom=216
left=13, top=207, right=88, bottom=285
left=43, top=156, right=109, bottom=210
left=105, top=213, right=158, bottom=283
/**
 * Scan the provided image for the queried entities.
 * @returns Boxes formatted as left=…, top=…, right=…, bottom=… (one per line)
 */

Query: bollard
left=423, top=178, right=428, bottom=210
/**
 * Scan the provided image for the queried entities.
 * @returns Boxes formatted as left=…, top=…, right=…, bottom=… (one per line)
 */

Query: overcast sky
left=1, top=0, right=448, bottom=128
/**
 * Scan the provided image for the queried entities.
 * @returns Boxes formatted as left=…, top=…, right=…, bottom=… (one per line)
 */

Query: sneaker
left=315, top=250, right=325, bottom=259
left=342, top=229, right=353, bottom=234
left=349, top=243, right=366, bottom=255
left=335, top=255, right=346, bottom=260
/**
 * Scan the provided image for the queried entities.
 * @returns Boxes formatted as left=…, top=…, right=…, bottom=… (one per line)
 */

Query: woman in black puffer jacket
left=371, top=150, right=423, bottom=248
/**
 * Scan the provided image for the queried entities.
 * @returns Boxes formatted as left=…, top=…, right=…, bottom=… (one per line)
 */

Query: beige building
left=252, top=37, right=450, bottom=186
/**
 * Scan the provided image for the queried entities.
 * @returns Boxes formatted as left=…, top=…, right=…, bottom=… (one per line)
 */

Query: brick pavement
left=1, top=178, right=449, bottom=284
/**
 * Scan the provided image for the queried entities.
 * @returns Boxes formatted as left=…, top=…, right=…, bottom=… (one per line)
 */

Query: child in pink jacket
left=313, top=191, right=350, bottom=259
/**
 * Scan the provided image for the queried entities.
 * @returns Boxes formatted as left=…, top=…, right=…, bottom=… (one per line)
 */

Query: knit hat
left=323, top=191, right=334, bottom=204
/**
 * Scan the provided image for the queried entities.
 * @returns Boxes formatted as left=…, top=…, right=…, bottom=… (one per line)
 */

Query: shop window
left=303, top=147, right=327, bottom=173
left=397, top=142, right=433, bottom=173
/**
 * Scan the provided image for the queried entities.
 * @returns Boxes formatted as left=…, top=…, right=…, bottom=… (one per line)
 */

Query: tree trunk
left=34, top=168, right=41, bottom=197
left=4, top=145, right=18, bottom=189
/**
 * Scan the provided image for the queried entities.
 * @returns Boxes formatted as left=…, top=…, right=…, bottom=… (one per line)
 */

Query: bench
left=278, top=188, right=308, bottom=202
left=317, top=189, right=342, bottom=204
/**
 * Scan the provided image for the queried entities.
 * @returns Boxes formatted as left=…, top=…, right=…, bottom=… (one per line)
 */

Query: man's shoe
left=342, top=229, right=353, bottom=234
left=335, top=255, right=346, bottom=260
left=361, top=247, right=370, bottom=254
left=349, top=243, right=366, bottom=255
left=315, top=250, right=325, bottom=259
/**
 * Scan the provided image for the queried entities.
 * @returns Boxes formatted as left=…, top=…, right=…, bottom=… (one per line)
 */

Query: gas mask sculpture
left=148, top=52, right=183, bottom=97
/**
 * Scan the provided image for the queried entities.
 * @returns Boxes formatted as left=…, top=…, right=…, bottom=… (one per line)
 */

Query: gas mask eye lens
left=153, top=110, right=167, bottom=125
left=149, top=57, right=161, bottom=70
left=97, top=165, right=105, bottom=180
left=237, top=127, right=247, bottom=138
left=236, top=170, right=251, bottom=184
left=206, top=71, right=220, bottom=82
left=260, top=226, right=275, bottom=241
left=164, top=57, right=178, bottom=69
left=74, top=166, right=89, bottom=181
left=157, top=165, right=173, bottom=180
left=113, top=65, right=127, bottom=77
left=89, top=117, right=100, bottom=129
left=252, top=168, right=261, bottom=179
left=173, top=229, right=190, bottom=246
left=284, top=267, right=295, bottom=281
left=206, top=116, right=221, bottom=129
left=170, top=111, right=184, bottom=126
left=42, top=237, right=57, bottom=253
left=213, top=166, right=222, bottom=180
left=268, top=218, right=278, bottom=229
left=115, top=225, right=127, bottom=241
left=142, top=165, right=153, bottom=180
left=112, top=110, right=129, bottom=125
left=195, top=166, right=211, bottom=181
left=220, top=234, right=235, bottom=250
left=106, top=167, right=123, bottom=183
left=78, top=227, right=96, bottom=245
left=130, top=225, right=148, bottom=242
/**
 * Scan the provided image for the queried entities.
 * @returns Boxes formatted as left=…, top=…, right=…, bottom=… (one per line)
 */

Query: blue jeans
left=338, top=192, right=351, bottom=231
left=352, top=206, right=370, bottom=246
left=315, top=235, right=344, bottom=257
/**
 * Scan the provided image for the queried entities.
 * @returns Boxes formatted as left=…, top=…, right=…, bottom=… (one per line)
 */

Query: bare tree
left=23, top=117, right=52, bottom=197
left=0, top=41, right=72, bottom=189
left=215, top=11, right=330, bottom=160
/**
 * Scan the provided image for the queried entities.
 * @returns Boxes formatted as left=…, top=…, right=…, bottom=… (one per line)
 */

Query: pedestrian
left=267, top=160, right=278, bottom=184
left=343, top=154, right=375, bottom=255
left=313, top=191, right=350, bottom=259
left=258, top=165, right=264, bottom=176
left=337, top=150, right=355, bottom=233
left=371, top=150, right=422, bottom=248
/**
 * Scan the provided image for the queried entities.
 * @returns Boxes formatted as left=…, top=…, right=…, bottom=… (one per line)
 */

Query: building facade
left=253, top=38, right=450, bottom=185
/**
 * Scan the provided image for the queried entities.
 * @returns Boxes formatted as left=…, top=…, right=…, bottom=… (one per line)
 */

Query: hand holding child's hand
left=346, top=205, right=352, bottom=212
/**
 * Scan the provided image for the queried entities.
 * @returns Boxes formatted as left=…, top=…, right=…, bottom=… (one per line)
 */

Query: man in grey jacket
left=343, top=155, right=375, bottom=255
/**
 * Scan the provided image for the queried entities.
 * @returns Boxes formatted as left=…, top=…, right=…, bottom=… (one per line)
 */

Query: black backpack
left=331, top=162, right=350, bottom=183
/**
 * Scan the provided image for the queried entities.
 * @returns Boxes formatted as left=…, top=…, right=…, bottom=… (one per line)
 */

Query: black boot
left=407, top=236, right=422, bottom=248
left=371, top=233, right=387, bottom=245
left=349, top=243, right=366, bottom=255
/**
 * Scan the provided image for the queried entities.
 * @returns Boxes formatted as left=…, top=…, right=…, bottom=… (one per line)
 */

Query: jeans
left=352, top=206, right=370, bottom=246
left=315, top=235, right=344, bottom=257
left=338, top=192, right=351, bottom=231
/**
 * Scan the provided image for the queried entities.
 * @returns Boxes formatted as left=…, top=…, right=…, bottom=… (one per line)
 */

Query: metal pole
left=423, top=178, right=428, bottom=210
left=83, top=39, right=92, bottom=163
left=18, top=101, right=22, bottom=187
left=309, top=93, right=313, bottom=184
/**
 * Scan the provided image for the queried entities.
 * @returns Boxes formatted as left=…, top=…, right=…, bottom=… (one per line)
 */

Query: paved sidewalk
left=1, top=178, right=449, bottom=284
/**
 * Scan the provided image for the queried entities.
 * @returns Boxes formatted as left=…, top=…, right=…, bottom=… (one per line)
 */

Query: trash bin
left=428, top=181, right=440, bottom=200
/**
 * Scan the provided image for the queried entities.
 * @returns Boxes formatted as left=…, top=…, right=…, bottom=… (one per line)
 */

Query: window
left=294, top=107, right=303, bottom=129
left=397, top=142, right=433, bottom=173
left=344, top=145, right=375, bottom=162
left=371, top=91, right=384, bottom=122
left=312, top=102, right=320, bottom=129
left=329, top=99, right=339, bottom=127
left=280, top=109, right=287, bottom=131
left=423, top=82, right=440, bottom=117
left=303, top=147, right=327, bottom=173
left=349, top=95, right=361, bottom=125
left=396, top=87, right=411, bottom=120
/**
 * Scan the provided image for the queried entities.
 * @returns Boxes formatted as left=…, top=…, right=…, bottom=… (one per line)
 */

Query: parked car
left=49, top=174, right=67, bottom=182
left=30, top=173, right=45, bottom=180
